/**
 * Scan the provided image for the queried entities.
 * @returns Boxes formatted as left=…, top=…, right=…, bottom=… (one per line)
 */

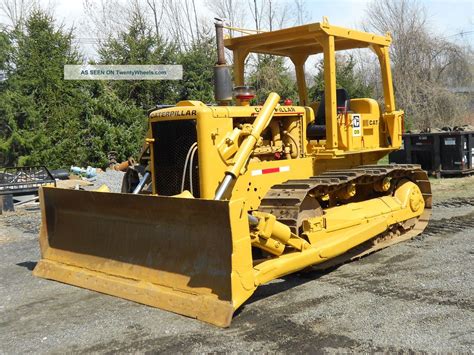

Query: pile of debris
left=407, top=124, right=474, bottom=134
left=0, top=166, right=56, bottom=213
left=0, top=155, right=134, bottom=213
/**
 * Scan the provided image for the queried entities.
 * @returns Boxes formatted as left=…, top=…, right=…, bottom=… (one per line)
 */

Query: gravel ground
left=0, top=176, right=473, bottom=353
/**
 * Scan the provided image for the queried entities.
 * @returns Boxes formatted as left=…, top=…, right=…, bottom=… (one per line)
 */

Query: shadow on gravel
left=16, top=261, right=37, bottom=270
left=242, top=266, right=338, bottom=308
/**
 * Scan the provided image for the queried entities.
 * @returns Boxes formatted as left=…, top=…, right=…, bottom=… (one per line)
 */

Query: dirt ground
left=1, top=176, right=473, bottom=353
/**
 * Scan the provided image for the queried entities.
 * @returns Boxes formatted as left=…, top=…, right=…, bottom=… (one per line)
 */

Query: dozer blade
left=33, top=187, right=255, bottom=327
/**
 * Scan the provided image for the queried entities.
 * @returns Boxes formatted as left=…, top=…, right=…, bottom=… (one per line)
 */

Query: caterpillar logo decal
left=154, top=109, right=197, bottom=117
left=352, top=115, right=361, bottom=137
left=253, top=107, right=302, bottom=115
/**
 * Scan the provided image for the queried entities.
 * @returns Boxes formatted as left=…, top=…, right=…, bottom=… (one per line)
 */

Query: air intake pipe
left=214, top=20, right=233, bottom=104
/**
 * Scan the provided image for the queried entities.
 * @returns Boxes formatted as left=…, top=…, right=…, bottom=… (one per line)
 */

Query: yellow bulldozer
left=33, top=18, right=431, bottom=327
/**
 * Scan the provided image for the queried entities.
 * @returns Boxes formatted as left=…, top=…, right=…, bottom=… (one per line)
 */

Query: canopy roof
left=224, top=21, right=391, bottom=57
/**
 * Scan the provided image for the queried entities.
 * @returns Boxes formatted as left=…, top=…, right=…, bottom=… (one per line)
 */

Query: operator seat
left=307, top=88, right=350, bottom=140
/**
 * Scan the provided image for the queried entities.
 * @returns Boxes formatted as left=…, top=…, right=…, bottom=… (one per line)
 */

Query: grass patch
left=377, top=155, right=389, bottom=165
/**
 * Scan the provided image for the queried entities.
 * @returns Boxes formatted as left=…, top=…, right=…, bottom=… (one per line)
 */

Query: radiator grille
left=152, top=120, right=200, bottom=197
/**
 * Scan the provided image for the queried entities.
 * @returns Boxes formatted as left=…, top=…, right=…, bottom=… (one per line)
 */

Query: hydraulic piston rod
left=214, top=93, right=280, bottom=225
left=214, top=92, right=280, bottom=202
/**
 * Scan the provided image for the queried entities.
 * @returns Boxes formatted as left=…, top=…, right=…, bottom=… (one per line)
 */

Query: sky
left=1, top=0, right=472, bottom=58
left=305, top=0, right=473, bottom=39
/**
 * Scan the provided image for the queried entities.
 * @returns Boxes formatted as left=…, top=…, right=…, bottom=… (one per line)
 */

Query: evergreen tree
left=0, top=11, right=147, bottom=168
left=0, top=29, right=10, bottom=71
left=309, top=54, right=373, bottom=102
left=0, top=11, right=84, bottom=167
left=97, top=12, right=179, bottom=108
left=82, top=83, right=146, bottom=167
left=248, top=55, right=298, bottom=104
left=177, top=37, right=216, bottom=103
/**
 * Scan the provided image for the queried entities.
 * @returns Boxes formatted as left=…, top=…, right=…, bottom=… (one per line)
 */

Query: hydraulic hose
left=189, top=145, right=198, bottom=195
left=181, top=142, right=198, bottom=192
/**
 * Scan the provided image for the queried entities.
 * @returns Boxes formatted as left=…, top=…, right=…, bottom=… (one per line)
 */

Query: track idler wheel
left=394, top=180, right=425, bottom=213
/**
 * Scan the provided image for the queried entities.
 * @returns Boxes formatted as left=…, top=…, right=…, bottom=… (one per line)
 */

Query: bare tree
left=0, top=0, right=37, bottom=28
left=264, top=0, right=289, bottom=31
left=293, top=0, right=310, bottom=26
left=206, top=0, right=292, bottom=35
left=191, top=0, right=200, bottom=39
left=146, top=0, right=165, bottom=39
left=248, top=0, right=266, bottom=32
left=160, top=0, right=204, bottom=49
left=205, top=0, right=246, bottom=38
left=82, top=0, right=129, bottom=39
left=83, top=0, right=203, bottom=51
left=364, top=0, right=472, bottom=129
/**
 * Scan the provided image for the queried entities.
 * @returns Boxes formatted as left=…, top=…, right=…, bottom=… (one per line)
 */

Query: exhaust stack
left=214, top=20, right=233, bottom=104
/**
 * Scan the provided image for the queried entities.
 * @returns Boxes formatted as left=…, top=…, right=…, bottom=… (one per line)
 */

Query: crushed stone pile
left=85, top=169, right=125, bottom=193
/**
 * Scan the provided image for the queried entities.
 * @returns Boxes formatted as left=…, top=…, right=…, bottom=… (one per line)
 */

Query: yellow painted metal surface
left=33, top=19, right=430, bottom=327
left=224, top=20, right=391, bottom=57
left=34, top=177, right=428, bottom=327
left=33, top=187, right=254, bottom=327
left=226, top=18, right=402, bottom=153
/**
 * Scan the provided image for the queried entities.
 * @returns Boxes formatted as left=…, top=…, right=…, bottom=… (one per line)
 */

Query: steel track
left=257, top=164, right=432, bottom=269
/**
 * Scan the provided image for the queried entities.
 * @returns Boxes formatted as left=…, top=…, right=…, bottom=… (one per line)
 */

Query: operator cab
left=223, top=18, right=399, bottom=152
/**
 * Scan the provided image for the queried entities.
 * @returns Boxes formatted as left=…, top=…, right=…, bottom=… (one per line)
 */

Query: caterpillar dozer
left=33, top=18, right=431, bottom=327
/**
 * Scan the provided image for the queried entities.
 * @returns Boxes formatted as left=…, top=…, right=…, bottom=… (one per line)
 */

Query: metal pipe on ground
left=132, top=172, right=150, bottom=194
